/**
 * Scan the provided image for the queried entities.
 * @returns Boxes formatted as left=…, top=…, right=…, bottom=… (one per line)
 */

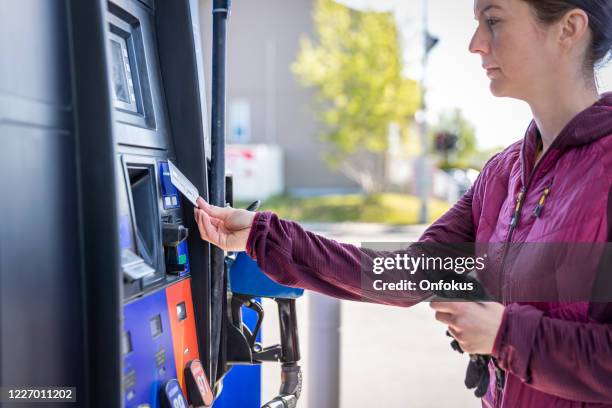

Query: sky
left=338, top=0, right=612, bottom=149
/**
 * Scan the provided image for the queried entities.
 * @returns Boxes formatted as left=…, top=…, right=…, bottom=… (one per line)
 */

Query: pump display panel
left=109, top=33, right=137, bottom=110
left=108, top=3, right=159, bottom=140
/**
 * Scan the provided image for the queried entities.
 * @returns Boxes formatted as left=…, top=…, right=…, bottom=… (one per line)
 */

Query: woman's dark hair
left=522, top=0, right=612, bottom=69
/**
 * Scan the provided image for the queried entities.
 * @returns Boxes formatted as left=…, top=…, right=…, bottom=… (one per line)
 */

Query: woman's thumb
left=196, top=197, right=232, bottom=219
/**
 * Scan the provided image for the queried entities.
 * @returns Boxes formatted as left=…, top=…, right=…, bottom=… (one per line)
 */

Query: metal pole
left=210, top=0, right=230, bottom=388
left=308, top=293, right=340, bottom=408
left=418, top=0, right=430, bottom=224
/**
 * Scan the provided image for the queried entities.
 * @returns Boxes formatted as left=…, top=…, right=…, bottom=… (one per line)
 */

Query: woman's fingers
left=195, top=208, right=221, bottom=246
left=201, top=211, right=219, bottom=243
left=194, top=204, right=223, bottom=228
left=447, top=326, right=466, bottom=347
left=197, top=198, right=234, bottom=219
left=194, top=209, right=209, bottom=237
left=435, top=311, right=455, bottom=326
left=430, top=301, right=459, bottom=314
left=208, top=215, right=222, bottom=228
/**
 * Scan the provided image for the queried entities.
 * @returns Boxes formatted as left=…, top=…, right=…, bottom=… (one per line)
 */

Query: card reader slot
left=127, top=166, right=162, bottom=277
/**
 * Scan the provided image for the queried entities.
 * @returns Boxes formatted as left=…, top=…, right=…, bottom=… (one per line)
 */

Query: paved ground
left=260, top=223, right=478, bottom=408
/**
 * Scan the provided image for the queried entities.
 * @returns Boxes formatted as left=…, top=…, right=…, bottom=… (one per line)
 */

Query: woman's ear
left=558, top=8, right=590, bottom=56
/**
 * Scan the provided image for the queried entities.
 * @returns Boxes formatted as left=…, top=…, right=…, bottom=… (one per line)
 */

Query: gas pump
left=107, top=0, right=214, bottom=405
left=1, top=0, right=214, bottom=406
left=1, top=0, right=303, bottom=406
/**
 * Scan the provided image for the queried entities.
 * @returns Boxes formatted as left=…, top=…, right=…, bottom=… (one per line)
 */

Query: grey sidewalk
left=260, top=222, right=477, bottom=408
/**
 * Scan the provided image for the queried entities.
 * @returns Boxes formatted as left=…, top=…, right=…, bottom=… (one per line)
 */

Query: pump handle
left=246, top=200, right=261, bottom=211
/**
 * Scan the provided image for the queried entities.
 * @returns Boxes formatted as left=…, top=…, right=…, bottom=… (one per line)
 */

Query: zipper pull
left=492, top=357, right=506, bottom=391
left=533, top=185, right=552, bottom=218
left=495, top=365, right=506, bottom=390
left=510, top=187, right=527, bottom=228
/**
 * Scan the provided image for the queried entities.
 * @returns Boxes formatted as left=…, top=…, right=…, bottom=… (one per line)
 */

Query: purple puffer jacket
left=246, top=93, right=612, bottom=407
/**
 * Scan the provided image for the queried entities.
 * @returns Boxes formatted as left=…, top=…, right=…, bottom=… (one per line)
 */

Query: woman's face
left=470, top=0, right=561, bottom=100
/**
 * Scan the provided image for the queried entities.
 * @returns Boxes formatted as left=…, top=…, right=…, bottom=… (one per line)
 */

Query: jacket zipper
left=494, top=144, right=556, bottom=407
left=493, top=186, right=526, bottom=406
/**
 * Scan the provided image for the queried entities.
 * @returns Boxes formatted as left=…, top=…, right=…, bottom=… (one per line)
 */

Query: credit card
left=168, top=160, right=199, bottom=207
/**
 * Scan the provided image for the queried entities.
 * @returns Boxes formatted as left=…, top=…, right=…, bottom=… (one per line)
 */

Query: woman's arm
left=493, top=303, right=612, bottom=403
left=195, top=155, right=500, bottom=306
left=245, top=183, right=479, bottom=306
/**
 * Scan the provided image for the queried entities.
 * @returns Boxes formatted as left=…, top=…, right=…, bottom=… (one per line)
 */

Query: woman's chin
left=489, top=80, right=508, bottom=97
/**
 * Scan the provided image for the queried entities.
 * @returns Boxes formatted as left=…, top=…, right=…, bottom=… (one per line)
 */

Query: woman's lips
left=485, top=67, right=501, bottom=78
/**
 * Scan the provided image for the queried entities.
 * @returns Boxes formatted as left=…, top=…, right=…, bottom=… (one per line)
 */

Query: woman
left=194, top=0, right=612, bottom=406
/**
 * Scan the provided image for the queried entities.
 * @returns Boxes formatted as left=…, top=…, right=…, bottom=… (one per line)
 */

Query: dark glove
left=446, top=331, right=491, bottom=398
left=465, top=355, right=490, bottom=398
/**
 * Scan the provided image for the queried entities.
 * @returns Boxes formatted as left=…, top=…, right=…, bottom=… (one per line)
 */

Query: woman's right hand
left=193, top=197, right=257, bottom=252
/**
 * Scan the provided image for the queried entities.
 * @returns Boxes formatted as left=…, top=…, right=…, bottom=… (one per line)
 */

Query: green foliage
left=429, top=108, right=479, bottom=170
left=292, top=0, right=420, bottom=191
left=240, top=193, right=449, bottom=225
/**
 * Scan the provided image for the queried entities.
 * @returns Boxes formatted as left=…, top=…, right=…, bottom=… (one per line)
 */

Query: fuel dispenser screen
left=110, top=39, right=131, bottom=103
left=129, top=167, right=159, bottom=270
left=108, top=29, right=139, bottom=114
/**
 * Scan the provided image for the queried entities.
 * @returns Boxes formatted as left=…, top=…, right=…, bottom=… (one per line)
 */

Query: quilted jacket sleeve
left=492, top=302, right=612, bottom=402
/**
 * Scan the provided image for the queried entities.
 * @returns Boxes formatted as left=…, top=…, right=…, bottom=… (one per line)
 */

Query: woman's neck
left=528, top=80, right=599, bottom=153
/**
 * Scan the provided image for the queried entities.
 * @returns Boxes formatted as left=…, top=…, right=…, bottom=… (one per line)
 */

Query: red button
left=185, top=360, right=213, bottom=407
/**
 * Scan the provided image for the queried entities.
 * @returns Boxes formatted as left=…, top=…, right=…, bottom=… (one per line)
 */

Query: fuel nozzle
left=261, top=363, right=302, bottom=408
left=226, top=252, right=304, bottom=408
left=269, top=300, right=302, bottom=408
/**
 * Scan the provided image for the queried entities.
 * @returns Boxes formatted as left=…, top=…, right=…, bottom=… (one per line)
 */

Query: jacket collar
left=520, top=92, right=612, bottom=186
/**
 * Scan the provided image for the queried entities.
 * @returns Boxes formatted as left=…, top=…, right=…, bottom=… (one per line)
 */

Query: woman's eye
left=486, top=18, right=500, bottom=27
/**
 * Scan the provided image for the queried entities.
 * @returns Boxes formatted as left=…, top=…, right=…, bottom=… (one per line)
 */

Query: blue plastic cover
left=229, top=252, right=304, bottom=299
left=159, top=161, right=180, bottom=209
left=123, top=289, right=177, bottom=407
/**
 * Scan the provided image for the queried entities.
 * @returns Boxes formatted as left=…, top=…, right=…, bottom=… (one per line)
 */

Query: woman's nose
left=469, top=25, right=489, bottom=55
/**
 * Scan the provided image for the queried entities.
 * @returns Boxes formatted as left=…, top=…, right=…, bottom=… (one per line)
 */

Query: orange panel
left=166, top=278, right=200, bottom=394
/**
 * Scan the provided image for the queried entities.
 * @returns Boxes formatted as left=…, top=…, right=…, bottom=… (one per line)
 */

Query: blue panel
left=159, top=161, right=180, bottom=209
left=229, top=252, right=304, bottom=299
left=177, top=240, right=191, bottom=276
left=213, top=303, right=261, bottom=408
left=123, top=289, right=178, bottom=408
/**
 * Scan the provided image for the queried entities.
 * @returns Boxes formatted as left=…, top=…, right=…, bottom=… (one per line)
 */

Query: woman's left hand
left=430, top=301, right=505, bottom=355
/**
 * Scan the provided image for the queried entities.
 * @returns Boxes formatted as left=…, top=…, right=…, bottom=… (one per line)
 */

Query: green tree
left=429, top=108, right=479, bottom=170
left=292, top=0, right=420, bottom=193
